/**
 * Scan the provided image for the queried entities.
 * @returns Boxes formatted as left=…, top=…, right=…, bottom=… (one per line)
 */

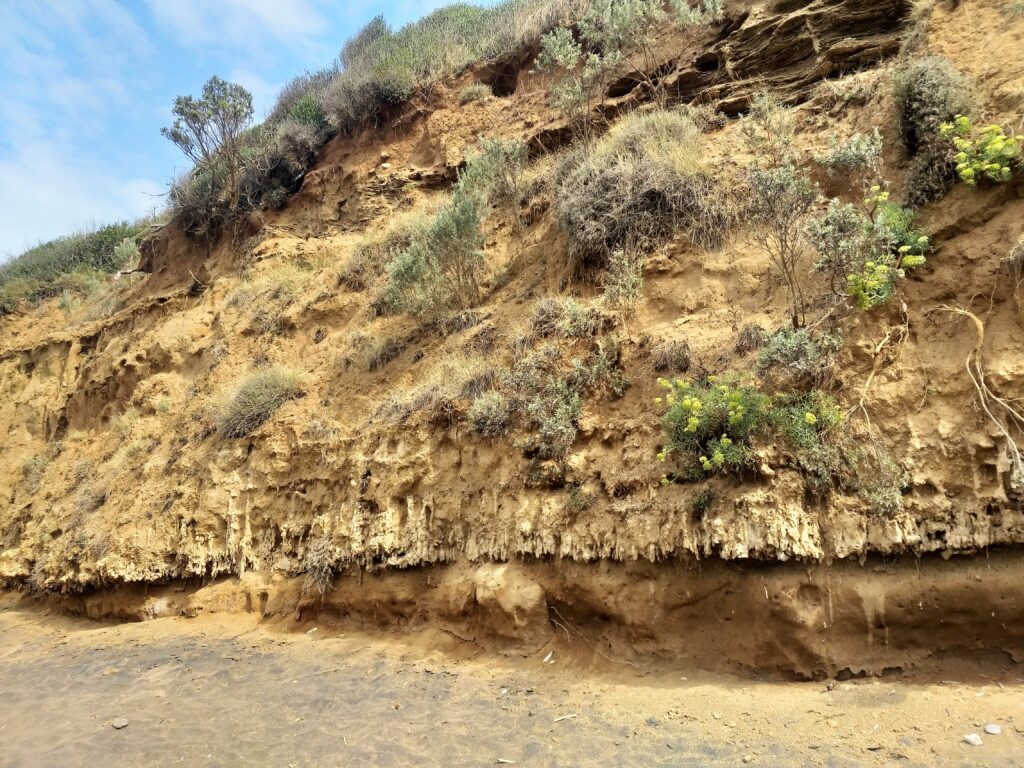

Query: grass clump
left=555, top=109, right=732, bottom=269
left=651, top=339, right=691, bottom=373
left=469, top=390, right=512, bottom=436
left=893, top=56, right=973, bottom=206
left=459, top=83, right=493, bottom=104
left=303, top=537, right=334, bottom=597
left=378, top=354, right=495, bottom=425
left=217, top=369, right=303, bottom=438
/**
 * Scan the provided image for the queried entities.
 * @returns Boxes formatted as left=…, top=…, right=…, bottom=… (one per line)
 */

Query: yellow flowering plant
left=939, top=115, right=1019, bottom=185
left=657, top=377, right=770, bottom=478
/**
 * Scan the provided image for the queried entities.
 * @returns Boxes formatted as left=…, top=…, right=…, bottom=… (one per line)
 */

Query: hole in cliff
left=695, top=52, right=720, bottom=73
left=835, top=667, right=868, bottom=681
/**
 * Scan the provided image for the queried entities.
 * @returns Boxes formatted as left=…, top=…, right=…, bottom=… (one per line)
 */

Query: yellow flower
left=804, top=411, right=817, bottom=425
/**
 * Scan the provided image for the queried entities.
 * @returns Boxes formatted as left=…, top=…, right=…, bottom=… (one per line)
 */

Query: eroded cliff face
left=1, top=0, right=1023, bottom=608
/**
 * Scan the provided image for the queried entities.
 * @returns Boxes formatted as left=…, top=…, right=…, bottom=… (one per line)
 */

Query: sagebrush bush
left=814, top=128, right=883, bottom=177
left=742, top=93, right=818, bottom=327
left=21, top=455, right=48, bottom=495
left=756, top=328, right=842, bottom=390
left=556, top=110, right=732, bottom=268
left=217, top=369, right=303, bottom=438
left=893, top=56, right=973, bottom=206
left=458, top=83, right=493, bottom=104
left=379, top=135, right=529, bottom=318
left=469, top=391, right=512, bottom=436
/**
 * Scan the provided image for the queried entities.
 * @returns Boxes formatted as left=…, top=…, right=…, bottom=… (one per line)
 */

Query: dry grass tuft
left=217, top=369, right=304, bottom=438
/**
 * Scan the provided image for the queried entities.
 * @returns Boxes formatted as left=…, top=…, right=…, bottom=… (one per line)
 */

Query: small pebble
left=111, top=717, right=129, bottom=730
left=963, top=733, right=982, bottom=746
left=984, top=723, right=1002, bottom=736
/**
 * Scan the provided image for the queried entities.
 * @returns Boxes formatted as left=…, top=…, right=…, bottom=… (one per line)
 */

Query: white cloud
left=0, top=141, right=163, bottom=258
left=144, top=0, right=331, bottom=63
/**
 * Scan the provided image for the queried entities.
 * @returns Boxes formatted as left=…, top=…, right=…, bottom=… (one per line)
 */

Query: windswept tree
left=162, top=76, right=254, bottom=209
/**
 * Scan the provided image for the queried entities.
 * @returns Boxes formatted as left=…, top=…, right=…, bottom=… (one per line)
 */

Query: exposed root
left=935, top=306, right=1024, bottom=489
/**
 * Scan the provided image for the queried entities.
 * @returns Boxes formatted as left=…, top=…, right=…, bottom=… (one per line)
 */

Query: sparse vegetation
left=602, top=249, right=644, bottom=314
left=556, top=109, right=733, bottom=269
left=534, top=0, right=722, bottom=129
left=217, top=369, right=303, bottom=438
left=21, top=456, right=49, bottom=495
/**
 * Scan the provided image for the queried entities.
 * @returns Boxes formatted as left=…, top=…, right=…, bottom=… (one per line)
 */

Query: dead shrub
left=555, top=110, right=733, bottom=269
left=651, top=339, right=691, bottom=373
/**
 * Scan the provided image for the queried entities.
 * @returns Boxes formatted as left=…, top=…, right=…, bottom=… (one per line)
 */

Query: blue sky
left=0, top=0, right=458, bottom=259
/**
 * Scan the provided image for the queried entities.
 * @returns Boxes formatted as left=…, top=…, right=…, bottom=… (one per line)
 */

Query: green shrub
left=269, top=68, right=338, bottom=125
left=469, top=391, right=511, bottom=436
left=940, top=115, right=1019, bottom=185
left=756, top=328, right=842, bottom=390
left=556, top=110, right=732, bottom=268
left=814, top=128, right=882, bottom=177
left=378, top=183, right=486, bottom=318
left=217, top=369, right=303, bottom=438
left=806, top=188, right=929, bottom=310
left=289, top=92, right=327, bottom=127
left=893, top=56, right=973, bottom=206
left=458, top=83, right=493, bottom=103
left=0, top=220, right=149, bottom=314
left=657, top=377, right=771, bottom=478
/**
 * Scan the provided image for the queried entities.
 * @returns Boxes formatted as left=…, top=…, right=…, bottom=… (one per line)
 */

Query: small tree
left=162, top=76, right=254, bottom=210
left=743, top=93, right=817, bottom=328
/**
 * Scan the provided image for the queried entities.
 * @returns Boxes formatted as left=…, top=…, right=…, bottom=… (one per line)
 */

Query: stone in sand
left=984, top=724, right=1001, bottom=735
left=963, top=733, right=982, bottom=746
left=112, top=717, right=129, bottom=730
